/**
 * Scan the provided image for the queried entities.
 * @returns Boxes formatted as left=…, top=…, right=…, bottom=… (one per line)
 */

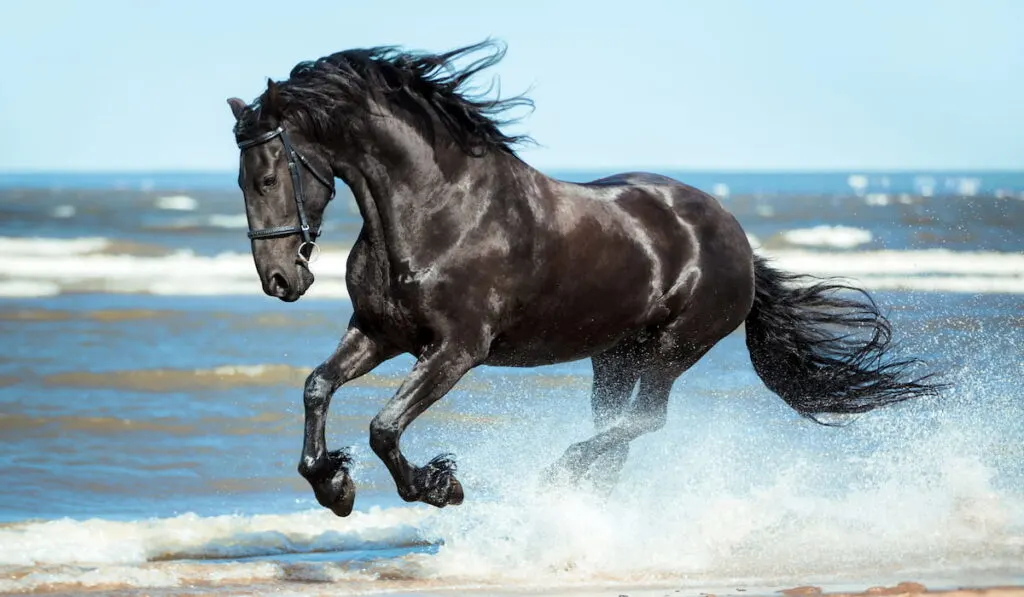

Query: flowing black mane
left=234, top=39, right=534, bottom=157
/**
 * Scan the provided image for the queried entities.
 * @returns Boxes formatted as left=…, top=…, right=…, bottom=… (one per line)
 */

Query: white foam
left=0, top=280, right=61, bottom=297
left=150, top=214, right=251, bottom=230
left=417, top=358, right=1024, bottom=590
left=0, top=506, right=427, bottom=568
left=0, top=506, right=426, bottom=593
left=0, top=237, right=351, bottom=299
left=954, top=177, right=982, bottom=196
left=0, top=237, right=1021, bottom=298
left=915, top=176, right=937, bottom=197
left=865, top=193, right=890, bottom=206
left=767, top=248, right=1024, bottom=277
left=432, top=460, right=1018, bottom=588
left=50, top=204, right=76, bottom=218
left=206, top=214, right=250, bottom=229
left=836, top=275, right=1024, bottom=294
left=1, top=383, right=1019, bottom=594
left=155, top=195, right=198, bottom=211
left=779, top=225, right=873, bottom=249
left=0, top=236, right=110, bottom=256
left=847, top=174, right=869, bottom=194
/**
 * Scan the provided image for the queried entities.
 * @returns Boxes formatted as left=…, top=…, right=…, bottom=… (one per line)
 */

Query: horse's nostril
left=268, top=272, right=291, bottom=298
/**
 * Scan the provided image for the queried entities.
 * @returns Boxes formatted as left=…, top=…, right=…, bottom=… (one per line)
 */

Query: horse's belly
left=484, top=291, right=657, bottom=367
left=484, top=336, right=627, bottom=367
left=484, top=210, right=680, bottom=366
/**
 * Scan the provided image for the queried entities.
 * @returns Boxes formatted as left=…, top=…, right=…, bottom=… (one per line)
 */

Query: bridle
left=237, top=126, right=336, bottom=265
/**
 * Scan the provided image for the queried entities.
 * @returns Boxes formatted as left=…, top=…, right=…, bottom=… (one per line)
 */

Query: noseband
left=237, top=127, right=335, bottom=264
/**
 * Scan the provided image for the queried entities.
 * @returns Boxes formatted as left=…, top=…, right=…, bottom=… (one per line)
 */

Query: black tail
left=745, top=254, right=943, bottom=424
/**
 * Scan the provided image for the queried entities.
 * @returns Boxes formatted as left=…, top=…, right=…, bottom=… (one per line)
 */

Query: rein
left=237, top=127, right=335, bottom=265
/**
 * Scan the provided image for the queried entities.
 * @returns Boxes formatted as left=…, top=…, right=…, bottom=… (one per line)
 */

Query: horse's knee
left=304, top=367, right=332, bottom=407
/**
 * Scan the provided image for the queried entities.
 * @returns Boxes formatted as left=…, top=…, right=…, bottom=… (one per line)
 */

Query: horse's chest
left=344, top=240, right=416, bottom=345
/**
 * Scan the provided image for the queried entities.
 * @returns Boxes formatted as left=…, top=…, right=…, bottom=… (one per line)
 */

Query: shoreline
left=12, top=578, right=1024, bottom=597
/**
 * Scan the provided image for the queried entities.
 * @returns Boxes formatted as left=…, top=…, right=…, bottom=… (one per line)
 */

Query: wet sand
left=370, top=582, right=1024, bottom=597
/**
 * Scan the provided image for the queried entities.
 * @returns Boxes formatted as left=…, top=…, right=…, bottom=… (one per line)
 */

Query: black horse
left=226, top=40, right=941, bottom=516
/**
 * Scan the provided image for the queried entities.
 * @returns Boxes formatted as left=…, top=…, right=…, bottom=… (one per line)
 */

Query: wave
left=146, top=213, right=255, bottom=231
left=0, top=450, right=1020, bottom=594
left=775, top=225, right=873, bottom=249
left=0, top=507, right=432, bottom=594
left=154, top=195, right=198, bottom=211
left=0, top=236, right=113, bottom=256
left=0, top=507, right=429, bottom=567
left=0, top=280, right=60, bottom=298
left=0, top=236, right=1021, bottom=298
left=38, top=364, right=408, bottom=393
left=205, top=214, right=249, bottom=229
left=0, top=237, right=352, bottom=299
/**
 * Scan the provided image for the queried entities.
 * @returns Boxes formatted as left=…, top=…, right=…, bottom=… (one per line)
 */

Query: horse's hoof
left=328, top=474, right=356, bottom=517
left=447, top=477, right=464, bottom=506
left=312, top=463, right=356, bottom=517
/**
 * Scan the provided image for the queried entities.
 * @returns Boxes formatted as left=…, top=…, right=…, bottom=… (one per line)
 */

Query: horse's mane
left=235, top=39, right=534, bottom=157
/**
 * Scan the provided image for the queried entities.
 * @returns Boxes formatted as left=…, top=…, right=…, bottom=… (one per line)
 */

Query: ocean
left=0, top=170, right=1021, bottom=596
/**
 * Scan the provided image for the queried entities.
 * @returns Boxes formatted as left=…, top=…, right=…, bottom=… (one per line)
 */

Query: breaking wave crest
left=0, top=507, right=429, bottom=568
left=0, top=236, right=1022, bottom=298
left=0, top=508, right=432, bottom=594
left=776, top=225, right=873, bottom=249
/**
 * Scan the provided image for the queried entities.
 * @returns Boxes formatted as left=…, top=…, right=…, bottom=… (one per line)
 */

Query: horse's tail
left=744, top=254, right=943, bottom=423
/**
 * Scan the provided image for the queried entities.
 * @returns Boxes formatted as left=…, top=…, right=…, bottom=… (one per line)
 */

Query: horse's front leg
left=299, top=320, right=394, bottom=517
left=369, top=341, right=479, bottom=508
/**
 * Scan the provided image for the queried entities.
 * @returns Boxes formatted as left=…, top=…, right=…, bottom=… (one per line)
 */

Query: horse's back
left=583, top=170, right=757, bottom=344
left=577, top=170, right=752, bottom=261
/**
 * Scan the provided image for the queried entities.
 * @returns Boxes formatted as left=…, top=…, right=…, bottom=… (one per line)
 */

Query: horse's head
left=227, top=92, right=336, bottom=302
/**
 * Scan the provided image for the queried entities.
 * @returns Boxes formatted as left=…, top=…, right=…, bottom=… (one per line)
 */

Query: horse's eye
left=261, top=175, right=277, bottom=188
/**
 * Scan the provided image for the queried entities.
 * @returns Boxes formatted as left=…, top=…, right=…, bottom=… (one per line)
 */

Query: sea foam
left=4, top=236, right=1021, bottom=298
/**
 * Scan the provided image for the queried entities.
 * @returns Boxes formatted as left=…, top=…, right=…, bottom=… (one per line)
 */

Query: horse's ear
left=226, top=97, right=247, bottom=121
left=265, top=79, right=283, bottom=113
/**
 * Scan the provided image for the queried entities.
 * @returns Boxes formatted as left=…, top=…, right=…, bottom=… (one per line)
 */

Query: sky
left=1, top=0, right=1022, bottom=172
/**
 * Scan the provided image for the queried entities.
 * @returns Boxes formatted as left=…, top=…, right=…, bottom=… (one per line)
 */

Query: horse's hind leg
left=590, top=344, right=643, bottom=432
left=545, top=344, right=642, bottom=491
left=546, top=363, right=677, bottom=491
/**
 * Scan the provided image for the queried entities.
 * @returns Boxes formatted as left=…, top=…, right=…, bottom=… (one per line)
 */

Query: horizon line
left=3, top=167, right=1023, bottom=176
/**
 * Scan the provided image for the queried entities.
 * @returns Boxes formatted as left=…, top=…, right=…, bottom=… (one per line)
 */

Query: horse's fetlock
left=298, top=454, right=325, bottom=479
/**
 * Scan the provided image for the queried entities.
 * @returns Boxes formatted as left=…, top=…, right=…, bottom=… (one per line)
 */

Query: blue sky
left=1, top=0, right=1021, bottom=172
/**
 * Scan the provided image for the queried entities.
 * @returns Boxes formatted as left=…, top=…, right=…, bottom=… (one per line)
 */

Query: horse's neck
left=345, top=133, right=513, bottom=277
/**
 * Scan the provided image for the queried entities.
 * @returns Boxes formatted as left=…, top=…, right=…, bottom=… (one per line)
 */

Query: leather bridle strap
left=237, top=127, right=335, bottom=257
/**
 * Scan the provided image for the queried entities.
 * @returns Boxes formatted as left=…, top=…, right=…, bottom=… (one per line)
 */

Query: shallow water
left=0, top=172, right=1022, bottom=595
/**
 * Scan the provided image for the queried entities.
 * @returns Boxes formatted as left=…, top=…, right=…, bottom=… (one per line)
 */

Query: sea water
left=0, top=171, right=1021, bottom=595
